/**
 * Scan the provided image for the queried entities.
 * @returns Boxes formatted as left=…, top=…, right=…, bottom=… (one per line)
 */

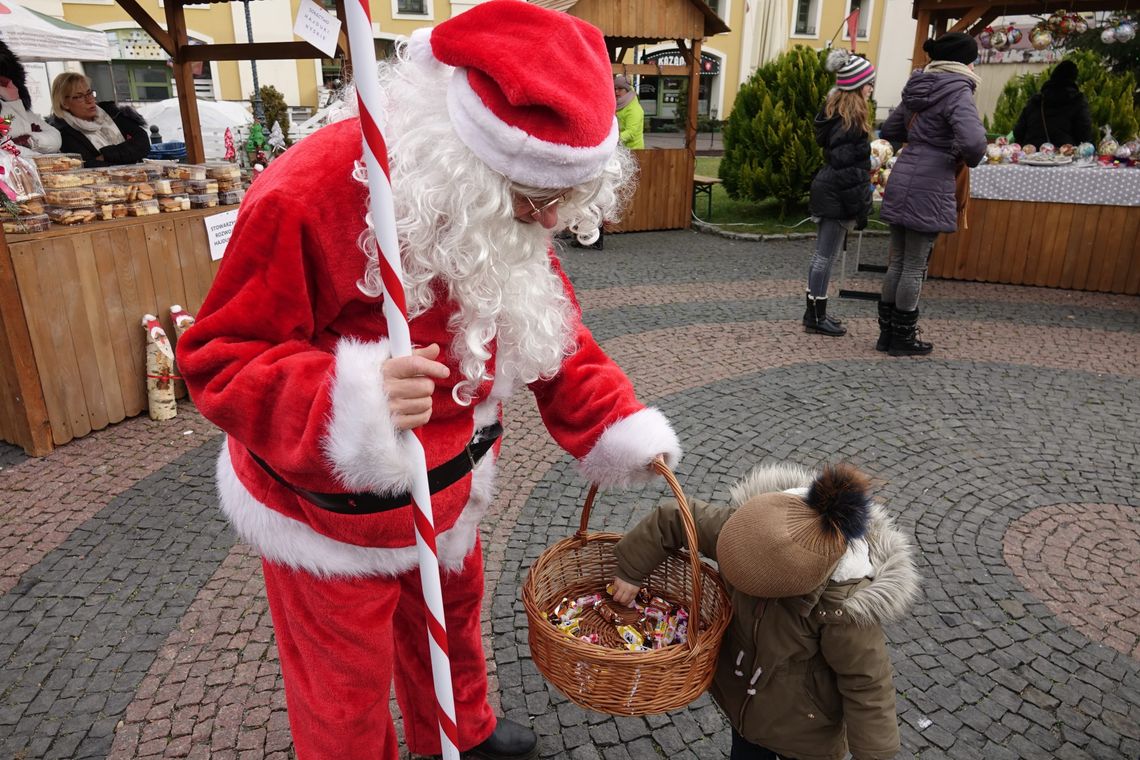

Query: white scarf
left=924, top=60, right=982, bottom=88
left=58, top=106, right=125, bottom=151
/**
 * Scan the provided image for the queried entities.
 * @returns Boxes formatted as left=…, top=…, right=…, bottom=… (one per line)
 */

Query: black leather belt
left=248, top=422, right=502, bottom=515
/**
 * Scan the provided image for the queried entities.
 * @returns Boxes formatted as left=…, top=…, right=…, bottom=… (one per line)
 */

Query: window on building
left=794, top=0, right=819, bottom=36
left=846, top=0, right=871, bottom=38
left=707, top=0, right=720, bottom=16
left=86, top=61, right=174, bottom=103
left=397, top=0, right=426, bottom=14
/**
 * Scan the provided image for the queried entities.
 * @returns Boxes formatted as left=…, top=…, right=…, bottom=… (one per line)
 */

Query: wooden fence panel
left=930, top=199, right=1138, bottom=294
left=611, top=148, right=693, bottom=233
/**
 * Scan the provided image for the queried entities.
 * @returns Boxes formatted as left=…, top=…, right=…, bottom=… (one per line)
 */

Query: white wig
left=344, top=41, right=638, bottom=403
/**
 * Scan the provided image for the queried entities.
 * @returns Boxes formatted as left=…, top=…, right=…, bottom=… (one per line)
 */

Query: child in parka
left=612, top=462, right=920, bottom=760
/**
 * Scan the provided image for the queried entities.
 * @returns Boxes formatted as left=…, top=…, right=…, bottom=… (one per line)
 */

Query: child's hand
left=610, top=577, right=640, bottom=607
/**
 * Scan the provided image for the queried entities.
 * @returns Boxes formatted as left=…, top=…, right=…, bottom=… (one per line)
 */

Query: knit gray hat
left=825, top=49, right=876, bottom=91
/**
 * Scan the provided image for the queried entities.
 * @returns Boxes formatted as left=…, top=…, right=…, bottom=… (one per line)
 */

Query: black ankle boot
left=875, top=301, right=893, bottom=352
left=888, top=307, right=933, bottom=356
left=467, top=718, right=539, bottom=760
left=803, top=294, right=846, bottom=337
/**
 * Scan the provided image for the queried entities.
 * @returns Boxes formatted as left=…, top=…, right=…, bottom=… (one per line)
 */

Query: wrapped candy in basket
left=522, top=462, right=731, bottom=715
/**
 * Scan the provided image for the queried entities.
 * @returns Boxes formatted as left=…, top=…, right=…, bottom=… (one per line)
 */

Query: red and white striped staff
left=342, top=3, right=460, bottom=758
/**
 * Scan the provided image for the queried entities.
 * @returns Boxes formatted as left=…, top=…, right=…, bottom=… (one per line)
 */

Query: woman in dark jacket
left=803, top=50, right=876, bottom=337
left=47, top=72, right=150, bottom=167
left=1012, top=60, right=1092, bottom=148
left=878, top=32, right=987, bottom=356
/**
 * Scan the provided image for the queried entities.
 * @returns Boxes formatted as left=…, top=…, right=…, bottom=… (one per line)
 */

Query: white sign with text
left=203, top=209, right=240, bottom=261
left=293, top=0, right=342, bottom=58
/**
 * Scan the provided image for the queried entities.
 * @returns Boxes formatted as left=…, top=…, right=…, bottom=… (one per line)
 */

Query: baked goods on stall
left=16, top=196, right=45, bottom=215
left=40, top=169, right=98, bottom=188
left=218, top=189, right=246, bottom=205
left=106, top=166, right=152, bottom=184
left=125, top=182, right=156, bottom=202
left=153, top=178, right=188, bottom=195
left=189, top=194, right=218, bottom=209
left=44, top=187, right=96, bottom=207
left=46, top=206, right=99, bottom=225
left=32, top=153, right=83, bottom=172
left=97, top=203, right=129, bottom=221
left=185, top=179, right=220, bottom=195
left=3, top=213, right=51, bottom=234
left=166, top=164, right=207, bottom=181
left=158, top=194, right=191, bottom=213
left=125, top=199, right=160, bottom=216
left=205, top=162, right=241, bottom=181
left=90, top=184, right=130, bottom=203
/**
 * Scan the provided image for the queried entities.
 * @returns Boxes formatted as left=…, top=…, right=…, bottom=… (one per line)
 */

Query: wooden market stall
left=557, top=0, right=729, bottom=232
left=908, top=0, right=1140, bottom=293
left=0, top=0, right=350, bottom=456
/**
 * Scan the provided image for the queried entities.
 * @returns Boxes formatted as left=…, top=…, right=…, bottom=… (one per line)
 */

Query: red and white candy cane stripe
left=342, top=2, right=460, bottom=758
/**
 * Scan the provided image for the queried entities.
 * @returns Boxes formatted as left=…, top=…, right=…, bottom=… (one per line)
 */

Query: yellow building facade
left=22, top=0, right=886, bottom=120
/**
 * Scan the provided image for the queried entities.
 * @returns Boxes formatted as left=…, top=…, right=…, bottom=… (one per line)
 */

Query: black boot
left=888, top=307, right=933, bottom=356
left=466, top=718, right=539, bottom=760
left=803, top=294, right=846, bottom=337
left=875, top=301, right=893, bottom=352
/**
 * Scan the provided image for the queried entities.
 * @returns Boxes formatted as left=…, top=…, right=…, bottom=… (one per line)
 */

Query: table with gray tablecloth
left=969, top=163, right=1140, bottom=206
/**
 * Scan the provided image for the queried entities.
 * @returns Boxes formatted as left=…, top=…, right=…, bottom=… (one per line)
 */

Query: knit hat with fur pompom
left=716, top=463, right=872, bottom=598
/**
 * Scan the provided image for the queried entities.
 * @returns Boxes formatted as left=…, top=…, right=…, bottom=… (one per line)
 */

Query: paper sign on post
left=294, top=0, right=342, bottom=58
left=203, top=209, right=239, bottom=261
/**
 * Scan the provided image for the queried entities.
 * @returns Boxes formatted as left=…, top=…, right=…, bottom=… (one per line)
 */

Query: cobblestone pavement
left=2, top=230, right=1138, bottom=760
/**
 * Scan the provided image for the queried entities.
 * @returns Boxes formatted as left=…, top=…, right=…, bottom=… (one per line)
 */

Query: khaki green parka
left=614, top=464, right=920, bottom=760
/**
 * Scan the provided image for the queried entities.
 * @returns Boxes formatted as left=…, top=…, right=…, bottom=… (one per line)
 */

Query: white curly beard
left=346, top=43, right=636, bottom=403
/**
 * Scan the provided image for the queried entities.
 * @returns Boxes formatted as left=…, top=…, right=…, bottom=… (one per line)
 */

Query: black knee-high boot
left=889, top=307, right=933, bottom=356
left=875, top=301, right=893, bottom=352
left=803, top=294, right=846, bottom=336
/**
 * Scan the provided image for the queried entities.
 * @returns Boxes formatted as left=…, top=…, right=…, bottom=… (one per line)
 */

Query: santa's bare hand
left=610, top=577, right=640, bottom=607
left=383, top=344, right=450, bottom=430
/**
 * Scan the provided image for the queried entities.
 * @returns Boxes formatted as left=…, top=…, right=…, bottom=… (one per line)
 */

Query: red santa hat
left=407, top=0, right=619, bottom=189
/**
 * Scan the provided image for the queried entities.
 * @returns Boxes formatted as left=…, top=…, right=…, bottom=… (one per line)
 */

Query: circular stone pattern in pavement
left=1005, top=503, right=1140, bottom=660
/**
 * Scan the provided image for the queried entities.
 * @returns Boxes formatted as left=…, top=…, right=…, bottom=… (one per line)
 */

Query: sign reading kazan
left=640, top=50, right=721, bottom=76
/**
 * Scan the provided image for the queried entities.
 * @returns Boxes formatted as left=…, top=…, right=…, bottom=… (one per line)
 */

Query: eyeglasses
left=67, top=90, right=97, bottom=102
left=522, top=193, right=565, bottom=219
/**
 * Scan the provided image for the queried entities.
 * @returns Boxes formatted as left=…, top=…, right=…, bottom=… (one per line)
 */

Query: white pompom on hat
left=407, top=0, right=619, bottom=189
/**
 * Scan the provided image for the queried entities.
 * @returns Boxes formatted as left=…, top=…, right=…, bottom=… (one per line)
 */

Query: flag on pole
left=848, top=9, right=861, bottom=53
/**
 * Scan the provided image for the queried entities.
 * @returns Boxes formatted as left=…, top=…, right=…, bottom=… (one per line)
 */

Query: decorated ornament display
left=1039, top=142, right=1056, bottom=156
left=268, top=121, right=287, bottom=153
left=990, top=29, right=1010, bottom=51
left=223, top=127, right=236, bottom=162
left=1030, top=25, right=1054, bottom=49
left=870, top=138, right=894, bottom=165
left=1098, top=126, right=1119, bottom=157
left=1116, top=21, right=1136, bottom=43
left=1076, top=142, right=1096, bottom=162
left=1102, top=26, right=1117, bottom=44
left=1006, top=25, right=1023, bottom=46
left=986, top=144, right=1003, bottom=163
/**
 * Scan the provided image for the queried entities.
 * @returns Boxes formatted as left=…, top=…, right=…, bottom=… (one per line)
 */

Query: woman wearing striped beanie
left=803, top=49, right=876, bottom=337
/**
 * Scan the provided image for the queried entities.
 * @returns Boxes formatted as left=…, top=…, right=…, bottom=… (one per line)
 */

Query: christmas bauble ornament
left=1039, top=142, right=1056, bottom=156
left=1115, top=144, right=1133, bottom=161
left=870, top=138, right=894, bottom=165
left=986, top=144, right=1003, bottom=163
left=870, top=155, right=882, bottom=172
left=1058, top=144, right=1074, bottom=157
left=1116, top=21, right=1136, bottom=43
left=1072, top=17, right=1088, bottom=34
left=1076, top=142, right=1095, bottom=160
left=1007, top=26, right=1023, bottom=45
left=1022, top=144, right=1037, bottom=155
left=990, top=30, right=1009, bottom=50
left=978, top=28, right=993, bottom=49
left=1030, top=26, right=1054, bottom=49
left=995, top=135, right=1009, bottom=147
left=1101, top=27, right=1117, bottom=44
left=1000, top=145, right=1016, bottom=163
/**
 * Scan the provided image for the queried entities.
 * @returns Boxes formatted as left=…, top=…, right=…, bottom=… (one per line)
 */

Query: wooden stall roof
left=534, top=0, right=728, bottom=43
left=910, top=0, right=1125, bottom=67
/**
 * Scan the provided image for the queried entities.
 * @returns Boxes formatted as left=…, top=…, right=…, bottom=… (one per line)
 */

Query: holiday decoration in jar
left=1098, top=126, right=1120, bottom=157
left=986, top=143, right=1003, bottom=163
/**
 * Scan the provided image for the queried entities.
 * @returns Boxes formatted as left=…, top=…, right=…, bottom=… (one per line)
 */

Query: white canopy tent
left=139, top=97, right=253, bottom=158
left=0, top=0, right=112, bottom=62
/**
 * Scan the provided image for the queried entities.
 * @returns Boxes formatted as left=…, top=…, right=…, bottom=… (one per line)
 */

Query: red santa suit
left=178, top=117, right=678, bottom=760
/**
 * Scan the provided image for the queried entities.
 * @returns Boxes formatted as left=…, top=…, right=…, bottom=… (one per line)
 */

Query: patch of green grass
left=694, top=156, right=883, bottom=235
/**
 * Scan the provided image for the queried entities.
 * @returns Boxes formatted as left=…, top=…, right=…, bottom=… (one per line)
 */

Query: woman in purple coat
left=877, top=32, right=987, bottom=355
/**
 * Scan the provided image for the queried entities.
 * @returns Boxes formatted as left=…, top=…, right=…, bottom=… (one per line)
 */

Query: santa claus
left=176, top=2, right=681, bottom=759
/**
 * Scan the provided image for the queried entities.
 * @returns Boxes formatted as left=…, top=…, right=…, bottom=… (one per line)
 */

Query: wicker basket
left=522, top=462, right=732, bottom=716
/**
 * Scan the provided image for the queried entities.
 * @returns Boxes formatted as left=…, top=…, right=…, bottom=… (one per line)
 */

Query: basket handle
left=579, top=460, right=706, bottom=644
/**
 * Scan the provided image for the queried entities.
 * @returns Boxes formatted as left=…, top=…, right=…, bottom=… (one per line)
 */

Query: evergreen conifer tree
left=720, top=46, right=832, bottom=216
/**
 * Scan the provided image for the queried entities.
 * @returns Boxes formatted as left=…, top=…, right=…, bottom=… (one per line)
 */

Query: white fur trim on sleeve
left=321, top=337, right=417, bottom=495
left=578, top=407, right=681, bottom=489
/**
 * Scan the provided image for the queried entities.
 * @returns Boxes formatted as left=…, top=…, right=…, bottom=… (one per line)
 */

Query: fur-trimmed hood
left=0, top=40, right=32, bottom=109
left=729, top=462, right=921, bottom=626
